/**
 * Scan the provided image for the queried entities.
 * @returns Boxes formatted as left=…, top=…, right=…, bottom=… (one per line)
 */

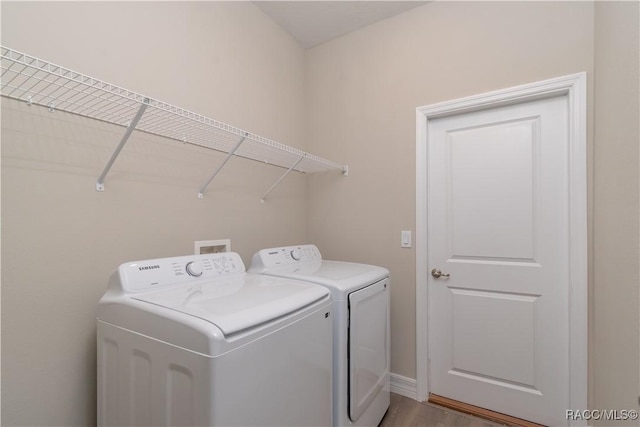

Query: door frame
left=415, top=73, right=588, bottom=418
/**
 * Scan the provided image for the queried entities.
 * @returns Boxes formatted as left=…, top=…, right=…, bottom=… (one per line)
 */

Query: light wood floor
left=379, top=393, right=508, bottom=427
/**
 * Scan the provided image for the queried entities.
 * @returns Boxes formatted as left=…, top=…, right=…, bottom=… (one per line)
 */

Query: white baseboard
left=390, top=373, right=417, bottom=400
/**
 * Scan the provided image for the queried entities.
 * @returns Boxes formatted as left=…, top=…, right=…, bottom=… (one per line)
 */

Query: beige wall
left=593, top=0, right=640, bottom=422
left=306, top=0, right=596, bottom=381
left=307, top=0, right=640, bottom=421
left=1, top=2, right=309, bottom=425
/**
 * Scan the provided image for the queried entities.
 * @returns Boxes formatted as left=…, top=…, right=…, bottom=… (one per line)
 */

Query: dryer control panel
left=250, top=244, right=321, bottom=270
left=115, top=252, right=245, bottom=292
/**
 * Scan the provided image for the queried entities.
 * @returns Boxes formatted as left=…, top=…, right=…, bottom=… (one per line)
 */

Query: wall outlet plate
left=195, top=239, right=231, bottom=255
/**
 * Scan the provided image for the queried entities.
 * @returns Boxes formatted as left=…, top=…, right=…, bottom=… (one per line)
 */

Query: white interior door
left=426, top=94, right=573, bottom=426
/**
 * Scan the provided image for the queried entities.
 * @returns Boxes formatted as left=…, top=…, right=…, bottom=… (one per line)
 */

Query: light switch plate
left=401, top=231, right=412, bottom=248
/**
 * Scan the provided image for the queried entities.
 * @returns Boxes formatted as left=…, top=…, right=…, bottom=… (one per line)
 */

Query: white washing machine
left=249, top=244, right=390, bottom=427
left=97, top=251, right=333, bottom=427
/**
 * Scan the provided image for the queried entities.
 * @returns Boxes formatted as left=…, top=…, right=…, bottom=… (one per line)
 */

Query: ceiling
left=254, top=1, right=428, bottom=49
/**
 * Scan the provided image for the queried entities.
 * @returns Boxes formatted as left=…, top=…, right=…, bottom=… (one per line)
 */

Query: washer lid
left=132, top=273, right=328, bottom=335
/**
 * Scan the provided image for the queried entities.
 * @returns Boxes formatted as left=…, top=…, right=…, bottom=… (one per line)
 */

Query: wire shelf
left=0, top=46, right=347, bottom=198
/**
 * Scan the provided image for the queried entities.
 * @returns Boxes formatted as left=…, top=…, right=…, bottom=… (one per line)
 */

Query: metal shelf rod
left=261, top=155, right=305, bottom=203
left=96, top=98, right=150, bottom=191
left=197, top=133, right=248, bottom=199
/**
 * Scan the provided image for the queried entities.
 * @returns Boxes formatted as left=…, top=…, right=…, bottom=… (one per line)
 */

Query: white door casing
left=415, top=73, right=587, bottom=425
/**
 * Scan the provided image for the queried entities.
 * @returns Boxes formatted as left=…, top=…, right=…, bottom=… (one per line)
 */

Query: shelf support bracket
left=197, top=133, right=248, bottom=199
left=261, top=154, right=305, bottom=204
left=96, top=98, right=149, bottom=191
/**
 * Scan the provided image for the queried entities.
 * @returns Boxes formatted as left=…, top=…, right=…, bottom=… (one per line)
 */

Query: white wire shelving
left=0, top=46, right=348, bottom=201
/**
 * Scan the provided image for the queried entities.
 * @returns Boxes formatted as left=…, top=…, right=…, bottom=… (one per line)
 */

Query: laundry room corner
left=2, top=0, right=640, bottom=426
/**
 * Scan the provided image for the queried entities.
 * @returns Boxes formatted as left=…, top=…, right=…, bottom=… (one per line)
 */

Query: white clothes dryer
left=249, top=244, right=390, bottom=427
left=97, top=252, right=333, bottom=427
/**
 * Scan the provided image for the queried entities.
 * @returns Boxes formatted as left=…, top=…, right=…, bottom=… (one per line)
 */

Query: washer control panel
left=250, top=244, right=322, bottom=270
left=117, top=252, right=245, bottom=292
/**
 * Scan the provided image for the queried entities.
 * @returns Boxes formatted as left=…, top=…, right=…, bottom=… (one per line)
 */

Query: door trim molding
left=415, top=73, right=587, bottom=420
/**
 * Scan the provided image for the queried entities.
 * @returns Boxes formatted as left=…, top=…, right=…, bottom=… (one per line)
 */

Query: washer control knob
left=290, top=250, right=302, bottom=261
left=185, top=261, right=203, bottom=277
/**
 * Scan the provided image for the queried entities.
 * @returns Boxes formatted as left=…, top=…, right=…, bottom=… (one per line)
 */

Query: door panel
left=428, top=96, right=569, bottom=426
left=449, top=118, right=537, bottom=260
left=451, top=289, right=537, bottom=389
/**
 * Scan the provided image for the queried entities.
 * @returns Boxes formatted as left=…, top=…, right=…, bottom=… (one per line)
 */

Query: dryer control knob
left=290, top=250, right=302, bottom=261
left=185, top=261, right=203, bottom=277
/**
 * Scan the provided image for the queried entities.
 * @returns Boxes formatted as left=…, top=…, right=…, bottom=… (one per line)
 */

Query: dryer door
left=348, top=278, right=389, bottom=422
